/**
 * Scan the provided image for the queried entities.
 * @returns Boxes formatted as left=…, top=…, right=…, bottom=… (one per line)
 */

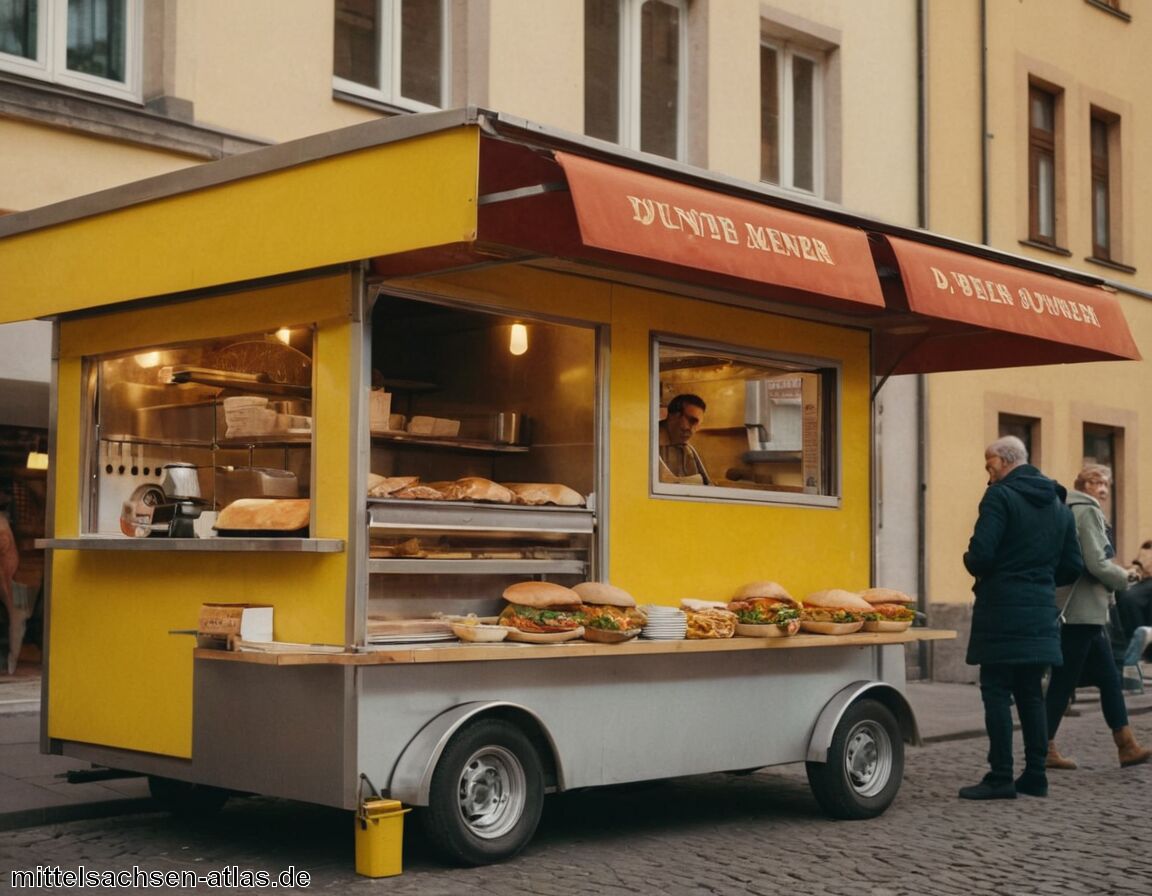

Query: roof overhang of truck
left=0, top=107, right=1139, bottom=375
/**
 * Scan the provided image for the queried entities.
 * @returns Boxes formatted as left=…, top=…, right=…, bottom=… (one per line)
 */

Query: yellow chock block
left=355, top=798, right=410, bottom=878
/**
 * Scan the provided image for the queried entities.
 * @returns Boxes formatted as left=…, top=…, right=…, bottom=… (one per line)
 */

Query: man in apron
left=658, top=394, right=712, bottom=485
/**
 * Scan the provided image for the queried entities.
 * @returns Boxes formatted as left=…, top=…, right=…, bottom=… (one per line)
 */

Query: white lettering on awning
left=927, top=265, right=1101, bottom=328
left=625, top=194, right=835, bottom=264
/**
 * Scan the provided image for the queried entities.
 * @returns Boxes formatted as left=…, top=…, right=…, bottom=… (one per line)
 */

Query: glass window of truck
left=652, top=335, right=840, bottom=506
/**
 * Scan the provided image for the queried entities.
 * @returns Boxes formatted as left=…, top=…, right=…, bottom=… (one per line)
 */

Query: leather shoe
left=1014, top=773, right=1048, bottom=797
left=958, top=780, right=1017, bottom=800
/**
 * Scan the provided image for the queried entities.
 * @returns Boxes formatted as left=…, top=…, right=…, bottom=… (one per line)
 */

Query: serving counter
left=194, top=627, right=956, bottom=665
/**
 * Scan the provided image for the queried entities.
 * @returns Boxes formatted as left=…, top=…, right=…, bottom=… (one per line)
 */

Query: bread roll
left=215, top=498, right=310, bottom=531
left=732, top=581, right=794, bottom=601
left=441, top=477, right=515, bottom=503
left=367, top=475, right=419, bottom=497
left=800, top=620, right=864, bottom=635
left=802, top=589, right=874, bottom=611
left=680, top=598, right=728, bottom=612
left=392, top=484, right=447, bottom=500
left=860, top=587, right=914, bottom=605
left=503, top=581, right=583, bottom=608
left=506, top=483, right=586, bottom=507
left=573, top=581, right=636, bottom=607
left=862, top=619, right=913, bottom=633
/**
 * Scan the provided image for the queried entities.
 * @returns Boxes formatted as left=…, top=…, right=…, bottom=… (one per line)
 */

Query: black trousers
left=979, top=662, right=1048, bottom=784
left=1046, top=624, right=1129, bottom=738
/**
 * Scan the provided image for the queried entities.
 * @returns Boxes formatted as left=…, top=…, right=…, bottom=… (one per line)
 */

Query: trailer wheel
left=419, top=718, right=544, bottom=866
left=805, top=698, right=903, bottom=820
left=147, top=775, right=230, bottom=819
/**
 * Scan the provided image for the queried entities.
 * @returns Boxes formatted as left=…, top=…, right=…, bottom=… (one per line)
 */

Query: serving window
left=82, top=328, right=314, bottom=536
left=652, top=335, right=839, bottom=507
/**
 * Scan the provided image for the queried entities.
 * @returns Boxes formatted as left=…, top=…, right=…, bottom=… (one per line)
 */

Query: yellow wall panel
left=49, top=275, right=354, bottom=756
left=0, top=128, right=479, bottom=324
left=605, top=286, right=872, bottom=604
left=47, top=551, right=346, bottom=757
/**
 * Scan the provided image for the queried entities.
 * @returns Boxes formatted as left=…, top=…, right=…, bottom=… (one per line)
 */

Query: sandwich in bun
left=799, top=588, right=870, bottom=635
left=726, top=583, right=801, bottom=637
left=859, top=587, right=917, bottom=632
left=573, top=582, right=647, bottom=642
left=680, top=600, right=737, bottom=639
left=499, top=581, right=585, bottom=642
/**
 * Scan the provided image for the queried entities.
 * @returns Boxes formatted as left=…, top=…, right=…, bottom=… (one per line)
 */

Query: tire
left=419, top=718, right=545, bottom=866
left=147, top=775, right=230, bottom=819
left=805, top=698, right=904, bottom=820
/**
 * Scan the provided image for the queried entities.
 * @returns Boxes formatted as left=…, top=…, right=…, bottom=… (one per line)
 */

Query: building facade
left=920, top=0, right=1151, bottom=679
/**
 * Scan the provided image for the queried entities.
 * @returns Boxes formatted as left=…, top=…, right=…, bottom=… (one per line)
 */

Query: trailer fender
left=388, top=701, right=562, bottom=806
left=805, top=681, right=920, bottom=763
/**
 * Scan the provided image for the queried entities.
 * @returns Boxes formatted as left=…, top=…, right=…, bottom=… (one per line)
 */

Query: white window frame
left=333, top=0, right=451, bottom=112
left=761, top=37, right=825, bottom=197
left=0, top=0, right=142, bottom=102
left=617, top=0, right=687, bottom=159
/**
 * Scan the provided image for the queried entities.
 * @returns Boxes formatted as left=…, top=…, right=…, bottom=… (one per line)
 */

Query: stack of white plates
left=640, top=605, right=688, bottom=640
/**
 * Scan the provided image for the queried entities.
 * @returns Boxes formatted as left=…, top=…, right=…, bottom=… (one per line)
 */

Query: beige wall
left=923, top=0, right=1152, bottom=610
left=1, top=120, right=199, bottom=210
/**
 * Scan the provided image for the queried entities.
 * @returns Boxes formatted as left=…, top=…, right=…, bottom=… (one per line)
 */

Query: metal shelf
left=368, top=558, right=586, bottom=575
left=368, top=499, right=594, bottom=533
left=370, top=431, right=528, bottom=453
left=38, top=536, right=344, bottom=553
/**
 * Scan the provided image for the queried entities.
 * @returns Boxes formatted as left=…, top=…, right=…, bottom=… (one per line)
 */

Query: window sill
left=0, top=74, right=269, bottom=161
left=1084, top=0, right=1131, bottom=23
left=1085, top=256, right=1136, bottom=275
left=332, top=88, right=436, bottom=118
left=1018, top=239, right=1073, bottom=258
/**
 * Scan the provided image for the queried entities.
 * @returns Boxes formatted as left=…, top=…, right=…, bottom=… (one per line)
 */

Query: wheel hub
left=456, top=746, right=526, bottom=839
left=843, top=721, right=892, bottom=797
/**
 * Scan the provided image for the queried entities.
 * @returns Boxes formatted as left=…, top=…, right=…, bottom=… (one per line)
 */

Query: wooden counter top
left=194, top=628, right=956, bottom=666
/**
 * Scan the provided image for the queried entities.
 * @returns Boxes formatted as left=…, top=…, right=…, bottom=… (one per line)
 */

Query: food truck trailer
left=0, top=108, right=1139, bottom=868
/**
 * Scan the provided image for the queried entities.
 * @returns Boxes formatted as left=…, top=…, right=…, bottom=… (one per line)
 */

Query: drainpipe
left=915, top=0, right=929, bottom=679
left=980, top=0, right=990, bottom=245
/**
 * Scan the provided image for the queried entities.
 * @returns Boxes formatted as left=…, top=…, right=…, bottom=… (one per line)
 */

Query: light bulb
left=275, top=327, right=292, bottom=345
left=509, top=323, right=528, bottom=356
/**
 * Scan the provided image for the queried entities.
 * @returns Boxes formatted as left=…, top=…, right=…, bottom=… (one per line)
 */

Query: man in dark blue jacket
left=960, top=436, right=1083, bottom=800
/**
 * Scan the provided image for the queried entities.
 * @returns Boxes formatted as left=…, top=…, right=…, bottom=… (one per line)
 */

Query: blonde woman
left=1045, top=465, right=1152, bottom=771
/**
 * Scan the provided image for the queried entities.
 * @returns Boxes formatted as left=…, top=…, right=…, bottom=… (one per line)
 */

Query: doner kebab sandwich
left=573, top=582, right=647, bottom=643
left=499, top=582, right=585, bottom=642
left=859, top=587, right=917, bottom=632
left=726, top=581, right=801, bottom=637
left=799, top=588, right=872, bottom=635
left=680, top=599, right=737, bottom=639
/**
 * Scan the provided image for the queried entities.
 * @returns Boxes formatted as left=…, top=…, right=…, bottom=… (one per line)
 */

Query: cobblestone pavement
left=2, top=708, right=1150, bottom=895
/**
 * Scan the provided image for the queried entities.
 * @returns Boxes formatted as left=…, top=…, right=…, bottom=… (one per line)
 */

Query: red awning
left=872, top=235, right=1141, bottom=375
left=552, top=152, right=885, bottom=313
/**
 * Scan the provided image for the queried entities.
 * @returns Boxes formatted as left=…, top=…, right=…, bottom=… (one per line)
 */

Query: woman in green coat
left=1044, top=465, right=1152, bottom=771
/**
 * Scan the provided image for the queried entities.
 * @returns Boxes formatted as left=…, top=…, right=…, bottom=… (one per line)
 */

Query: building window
left=998, top=413, right=1039, bottom=466
left=0, top=0, right=140, bottom=102
left=1028, top=83, right=1059, bottom=246
left=760, top=39, right=823, bottom=195
left=652, top=336, right=840, bottom=507
left=585, top=0, right=686, bottom=160
left=334, top=0, right=449, bottom=111
left=1090, top=110, right=1118, bottom=262
left=1083, top=422, right=1121, bottom=541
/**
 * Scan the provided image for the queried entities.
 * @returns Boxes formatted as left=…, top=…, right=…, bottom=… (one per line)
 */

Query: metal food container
left=133, top=401, right=221, bottom=444
left=214, top=467, right=299, bottom=507
left=490, top=412, right=522, bottom=444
